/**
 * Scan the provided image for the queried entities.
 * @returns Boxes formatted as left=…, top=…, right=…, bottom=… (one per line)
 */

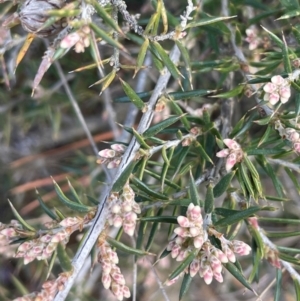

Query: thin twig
left=53, top=61, right=99, bottom=156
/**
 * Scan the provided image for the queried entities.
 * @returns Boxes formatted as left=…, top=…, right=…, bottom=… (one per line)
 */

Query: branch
left=53, top=45, right=181, bottom=301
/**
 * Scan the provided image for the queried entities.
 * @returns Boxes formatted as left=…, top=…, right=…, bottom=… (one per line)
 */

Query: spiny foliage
left=1, top=0, right=300, bottom=300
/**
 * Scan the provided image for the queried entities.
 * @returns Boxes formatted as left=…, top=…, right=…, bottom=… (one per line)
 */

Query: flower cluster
left=97, top=144, right=127, bottom=169
left=245, top=28, right=261, bottom=50
left=14, top=216, right=85, bottom=264
left=216, top=139, right=244, bottom=171
left=0, top=220, right=22, bottom=245
left=13, top=272, right=69, bottom=301
left=107, top=182, right=140, bottom=236
left=167, top=203, right=251, bottom=285
left=98, top=241, right=130, bottom=301
left=275, top=120, right=300, bottom=153
left=263, top=75, right=291, bottom=105
left=15, top=228, right=70, bottom=265
left=60, top=25, right=91, bottom=53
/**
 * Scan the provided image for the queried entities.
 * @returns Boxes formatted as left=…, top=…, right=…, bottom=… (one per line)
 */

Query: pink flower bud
left=102, top=273, right=111, bottom=289
left=171, top=245, right=181, bottom=259
left=271, top=75, right=285, bottom=86
left=111, top=204, right=121, bottom=214
left=269, top=93, right=280, bottom=105
left=113, top=216, right=123, bottom=228
left=111, top=282, right=123, bottom=300
left=193, top=235, right=204, bottom=249
left=216, top=149, right=230, bottom=158
left=40, top=234, right=52, bottom=243
left=187, top=204, right=202, bottom=221
left=60, top=32, right=81, bottom=49
left=111, top=144, right=126, bottom=152
left=223, top=139, right=240, bottom=150
left=189, top=227, right=201, bottom=237
left=279, top=87, right=291, bottom=103
left=176, top=249, right=188, bottom=261
left=225, top=153, right=237, bottom=171
left=294, top=141, right=300, bottom=152
left=59, top=217, right=80, bottom=227
left=177, top=216, right=190, bottom=227
left=210, top=255, right=222, bottom=273
left=232, top=240, right=251, bottom=256
left=201, top=265, right=213, bottom=285
left=98, top=149, right=116, bottom=158
left=174, top=227, right=189, bottom=237
left=24, top=255, right=35, bottom=265
left=107, top=159, right=121, bottom=169
left=213, top=272, right=223, bottom=283
left=190, top=259, right=200, bottom=277
left=223, top=246, right=236, bottom=263
left=122, top=286, right=131, bottom=298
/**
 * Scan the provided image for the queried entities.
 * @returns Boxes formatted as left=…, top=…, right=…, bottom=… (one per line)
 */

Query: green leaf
left=140, top=216, right=178, bottom=223
left=277, top=9, right=300, bottom=20
left=89, top=69, right=116, bottom=95
left=193, top=141, right=214, bottom=165
left=185, top=15, right=236, bottom=28
left=132, top=128, right=151, bottom=149
left=189, top=171, right=200, bottom=206
left=259, top=217, right=300, bottom=224
left=112, top=161, right=136, bottom=192
left=144, top=168, right=181, bottom=190
left=248, top=239, right=261, bottom=283
left=8, top=200, right=36, bottom=232
left=253, top=114, right=273, bottom=126
left=291, top=81, right=300, bottom=93
left=175, top=40, right=192, bottom=89
left=168, top=249, right=198, bottom=280
left=204, top=183, right=214, bottom=214
left=280, top=0, right=299, bottom=10
left=151, top=41, right=181, bottom=80
left=90, top=23, right=127, bottom=52
left=239, top=162, right=255, bottom=199
left=257, top=125, right=272, bottom=147
left=36, top=189, right=58, bottom=220
left=261, top=26, right=283, bottom=48
left=131, top=176, right=168, bottom=200
left=266, top=231, right=300, bottom=238
left=57, top=243, right=72, bottom=272
left=256, top=156, right=284, bottom=198
left=274, top=269, right=282, bottom=301
left=179, top=273, right=193, bottom=301
left=224, top=262, right=254, bottom=292
left=145, top=208, right=164, bottom=251
left=120, top=78, right=147, bottom=111
left=168, top=199, right=197, bottom=207
left=52, top=179, right=93, bottom=212
left=295, top=93, right=300, bottom=117
left=143, top=115, right=183, bottom=138
left=134, top=38, right=149, bottom=78
left=67, top=179, right=83, bottom=204
left=246, top=148, right=283, bottom=155
left=106, top=237, right=154, bottom=256
left=86, top=0, right=123, bottom=34
left=282, top=34, right=292, bottom=73
left=213, top=171, right=235, bottom=198
left=293, top=277, right=300, bottom=300
left=167, top=97, right=191, bottom=130
left=284, top=168, right=300, bottom=193
left=211, top=84, right=244, bottom=98
left=215, top=206, right=266, bottom=227
left=278, top=252, right=300, bottom=265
